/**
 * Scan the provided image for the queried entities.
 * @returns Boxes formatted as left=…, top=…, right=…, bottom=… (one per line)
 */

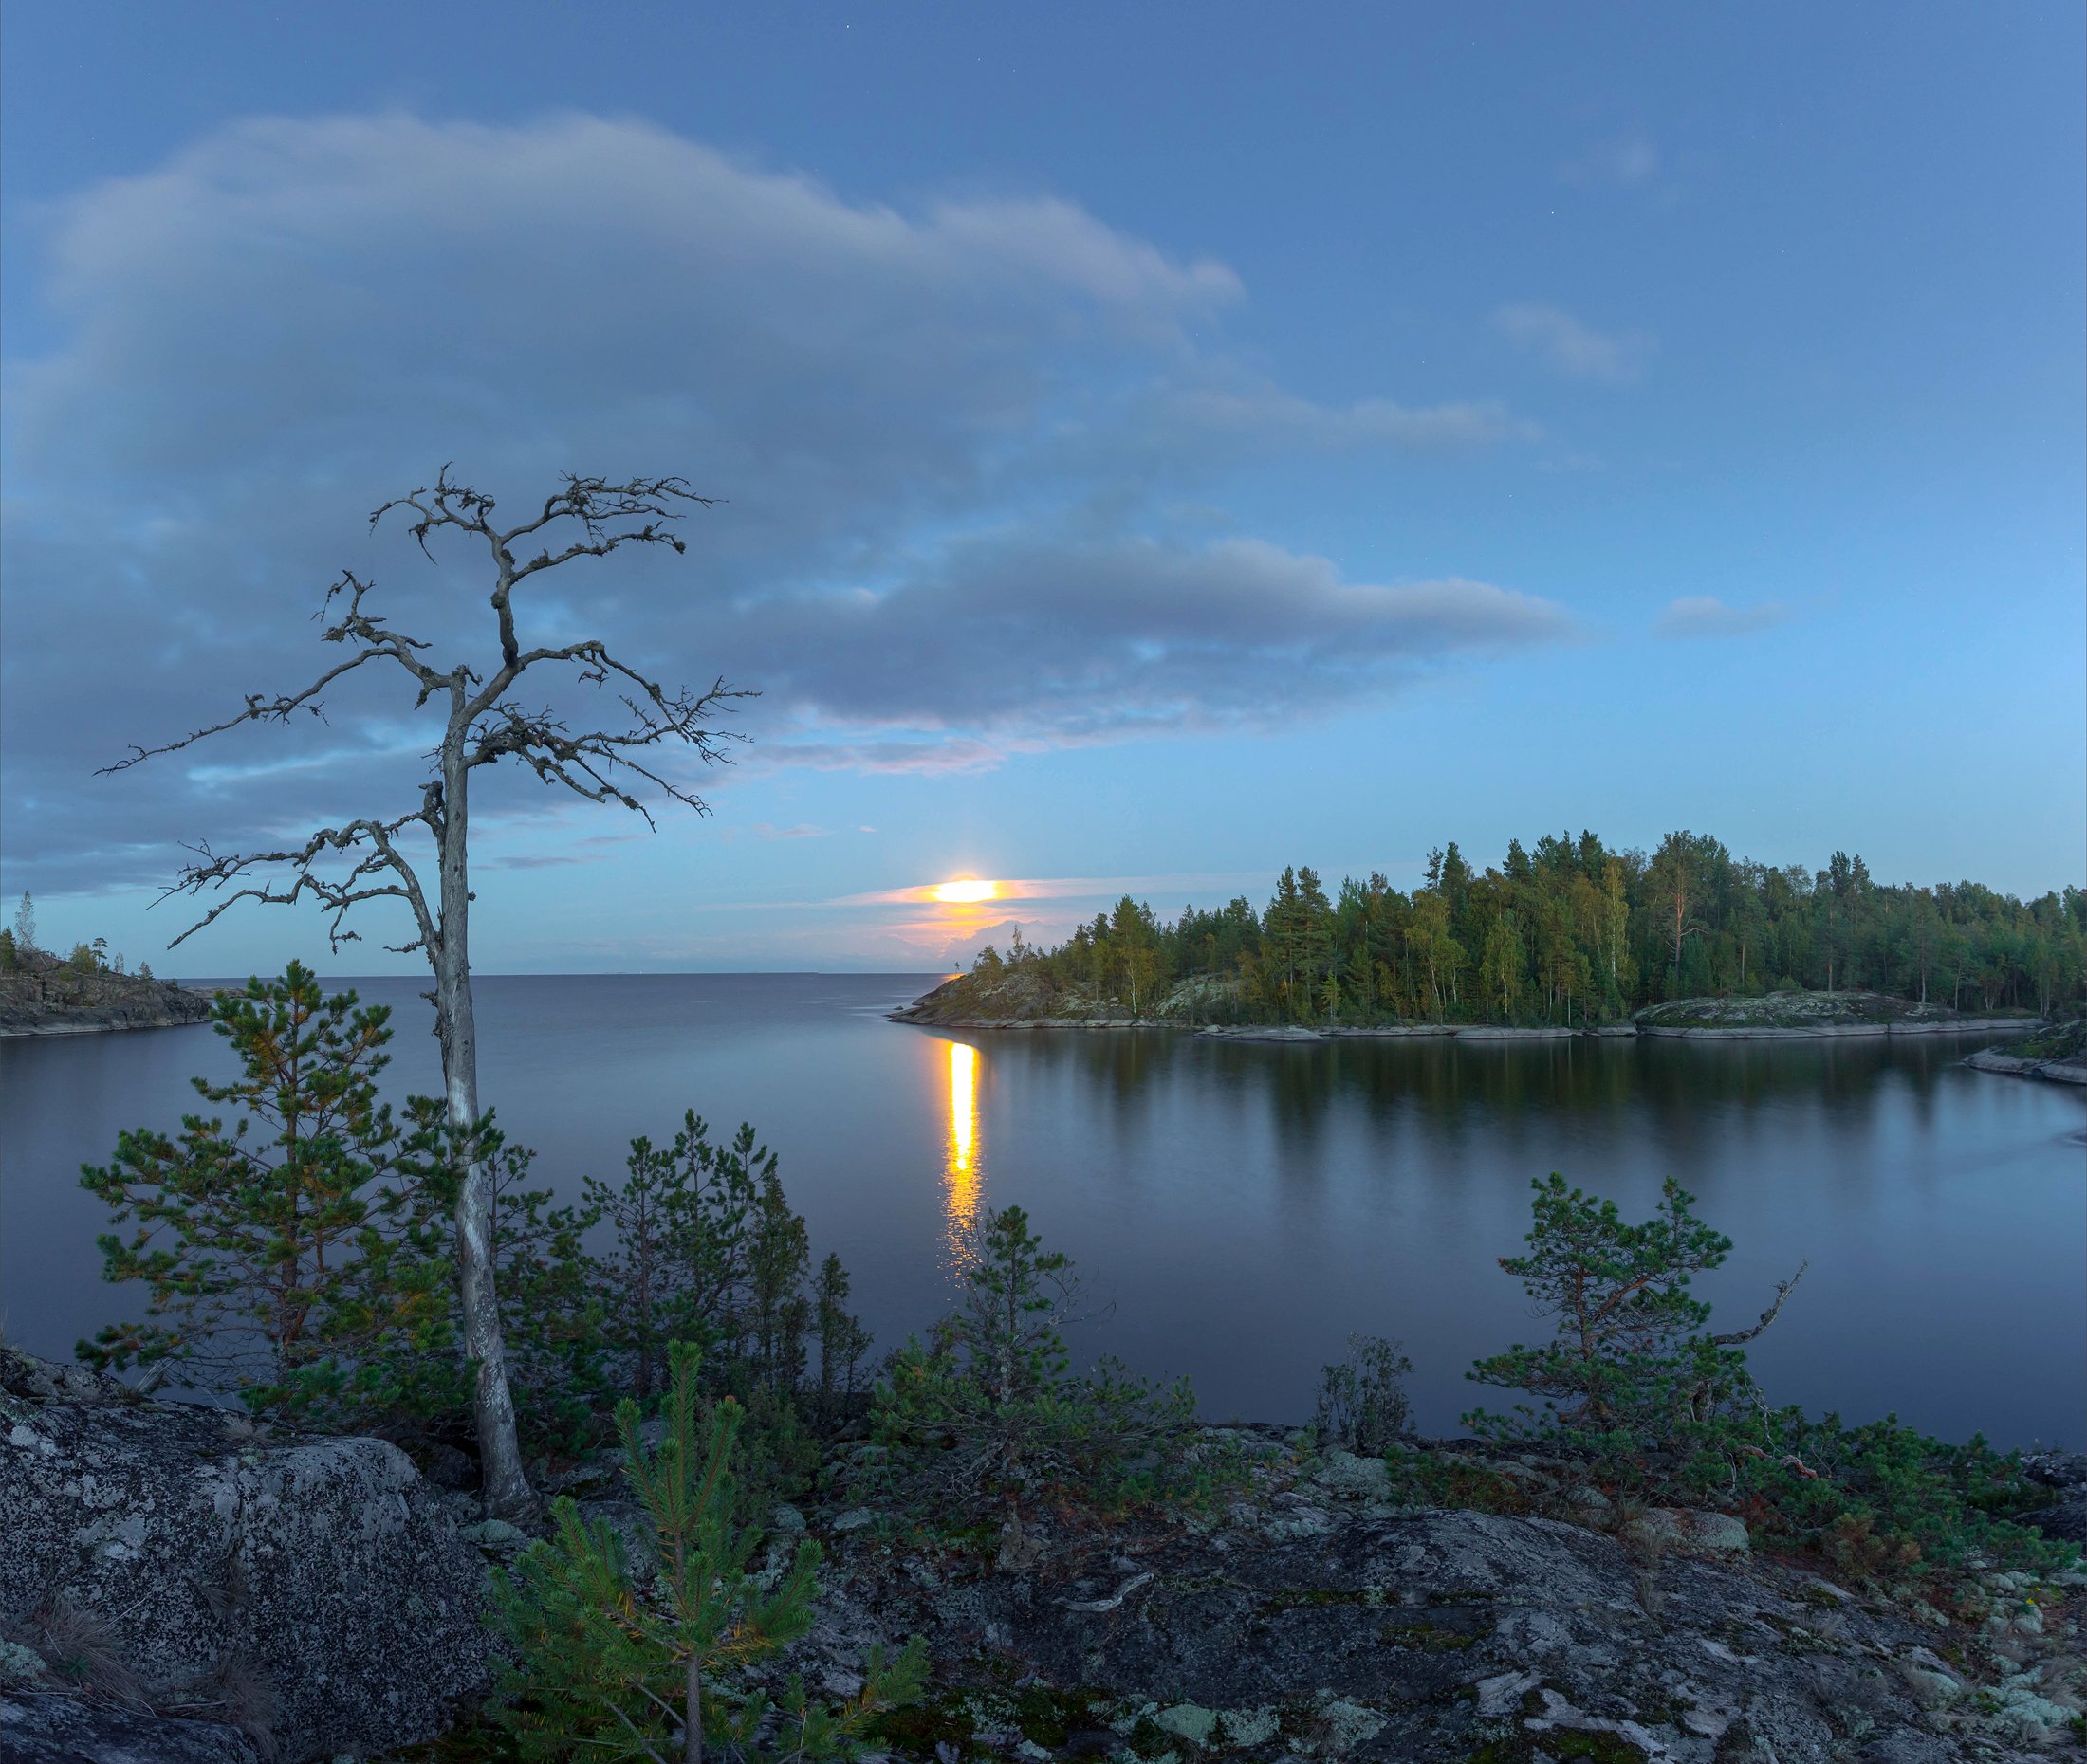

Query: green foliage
left=1462, top=1172, right=2077, bottom=1589
left=488, top=1342, right=925, bottom=1764
left=812, top=1254, right=872, bottom=1425
left=582, top=1116, right=832, bottom=1409
left=0, top=928, right=16, bottom=971
left=1704, top=1410, right=2075, bottom=1583
left=80, top=968, right=871, bottom=1469
left=484, top=1135, right=610, bottom=1453
left=958, top=831, right=2084, bottom=1026
left=873, top=1204, right=1196, bottom=1518
left=1315, top=1333, right=1413, bottom=1455
left=77, top=964, right=457, bottom=1424
left=1465, top=1175, right=1755, bottom=1445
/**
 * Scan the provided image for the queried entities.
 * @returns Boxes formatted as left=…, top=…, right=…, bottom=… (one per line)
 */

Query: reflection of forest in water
left=1001, top=1024, right=2001, bottom=1142
left=6, top=973, right=2078, bottom=1446
left=939, top=1020, right=2082, bottom=1444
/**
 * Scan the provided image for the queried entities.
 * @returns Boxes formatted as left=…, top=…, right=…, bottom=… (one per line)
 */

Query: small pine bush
left=873, top=1204, right=1196, bottom=1523
left=1464, top=1172, right=2076, bottom=1589
left=489, top=1341, right=925, bottom=1762
left=78, top=965, right=457, bottom=1423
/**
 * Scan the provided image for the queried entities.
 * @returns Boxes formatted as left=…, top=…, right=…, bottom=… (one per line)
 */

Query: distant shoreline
left=886, top=1010, right=2040, bottom=1044
left=0, top=971, right=215, bottom=1041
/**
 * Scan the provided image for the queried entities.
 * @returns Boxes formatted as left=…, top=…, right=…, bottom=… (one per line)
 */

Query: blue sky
left=3, top=3, right=2081, bottom=973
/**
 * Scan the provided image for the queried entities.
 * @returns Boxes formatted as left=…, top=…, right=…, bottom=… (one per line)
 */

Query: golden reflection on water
left=944, top=1039, right=982, bottom=1271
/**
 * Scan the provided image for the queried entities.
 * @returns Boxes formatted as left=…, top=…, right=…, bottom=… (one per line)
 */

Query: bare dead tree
left=103, top=468, right=748, bottom=1519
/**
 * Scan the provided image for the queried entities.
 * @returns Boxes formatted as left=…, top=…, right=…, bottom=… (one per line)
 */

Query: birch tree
left=103, top=469, right=746, bottom=1519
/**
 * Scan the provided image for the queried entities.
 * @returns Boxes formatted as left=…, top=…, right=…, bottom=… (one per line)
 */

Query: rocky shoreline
left=5, top=1347, right=2083, bottom=1763
left=1963, top=1047, right=2087, bottom=1087
left=0, top=965, right=215, bottom=1038
left=890, top=986, right=2043, bottom=1048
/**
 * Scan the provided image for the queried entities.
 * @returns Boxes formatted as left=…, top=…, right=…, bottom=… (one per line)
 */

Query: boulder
left=0, top=1693, right=257, bottom=1763
left=0, top=1349, right=490, bottom=1762
left=1624, top=1504, right=1751, bottom=1555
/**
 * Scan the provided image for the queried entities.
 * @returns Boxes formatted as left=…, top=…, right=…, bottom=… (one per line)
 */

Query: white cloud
left=2, top=111, right=1563, bottom=897
left=1492, top=303, right=1653, bottom=382
left=1653, top=596, right=1791, bottom=640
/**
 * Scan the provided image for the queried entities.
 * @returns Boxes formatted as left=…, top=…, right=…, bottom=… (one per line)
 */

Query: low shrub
left=872, top=1204, right=1198, bottom=1527
left=488, top=1341, right=924, bottom=1762
left=1315, top=1333, right=1414, bottom=1455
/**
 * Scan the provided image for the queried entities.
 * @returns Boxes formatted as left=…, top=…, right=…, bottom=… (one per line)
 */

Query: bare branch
left=97, top=647, right=388, bottom=776
left=154, top=812, right=439, bottom=959
left=110, top=467, right=738, bottom=970
left=1708, top=1261, right=1808, bottom=1347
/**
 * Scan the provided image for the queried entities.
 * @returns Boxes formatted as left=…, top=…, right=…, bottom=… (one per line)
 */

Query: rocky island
left=0, top=938, right=214, bottom=1038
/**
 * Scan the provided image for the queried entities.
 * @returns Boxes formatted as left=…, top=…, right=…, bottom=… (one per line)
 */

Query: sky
left=2, top=3, right=2081, bottom=974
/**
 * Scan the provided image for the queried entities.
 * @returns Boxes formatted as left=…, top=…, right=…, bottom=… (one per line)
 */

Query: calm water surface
left=3, top=973, right=2081, bottom=1445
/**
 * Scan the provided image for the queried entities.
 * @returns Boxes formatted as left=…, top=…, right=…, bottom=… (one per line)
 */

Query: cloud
left=1556, top=135, right=1661, bottom=188
left=1147, top=386, right=1539, bottom=451
left=1492, top=303, right=1652, bottom=382
left=1653, top=597, right=1791, bottom=640
left=943, top=918, right=1024, bottom=968
left=833, top=872, right=1268, bottom=910
left=724, top=534, right=1578, bottom=743
left=2, top=111, right=1561, bottom=900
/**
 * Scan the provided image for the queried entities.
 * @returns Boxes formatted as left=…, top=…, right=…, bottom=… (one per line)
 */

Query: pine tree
left=1467, top=1175, right=1802, bottom=1446
left=489, top=1342, right=925, bottom=1764
left=874, top=1205, right=1194, bottom=1523
left=78, top=963, right=457, bottom=1420
left=813, top=1254, right=872, bottom=1424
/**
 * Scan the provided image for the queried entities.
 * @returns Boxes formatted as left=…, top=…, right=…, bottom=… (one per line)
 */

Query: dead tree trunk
left=104, top=469, right=746, bottom=1521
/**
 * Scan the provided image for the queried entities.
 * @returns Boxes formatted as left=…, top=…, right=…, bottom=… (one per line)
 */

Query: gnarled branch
left=1708, top=1261, right=1808, bottom=1347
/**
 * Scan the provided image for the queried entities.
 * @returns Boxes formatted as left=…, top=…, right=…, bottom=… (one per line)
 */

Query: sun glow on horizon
left=933, top=877, right=1000, bottom=904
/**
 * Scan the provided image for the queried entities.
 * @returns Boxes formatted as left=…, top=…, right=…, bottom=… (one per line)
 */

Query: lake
left=3, top=973, right=2081, bottom=1446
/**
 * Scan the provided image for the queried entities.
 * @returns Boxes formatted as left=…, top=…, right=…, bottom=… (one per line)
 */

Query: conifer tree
left=489, top=1342, right=925, bottom=1764
left=1467, top=1175, right=1803, bottom=1446
left=812, top=1253, right=872, bottom=1424
left=875, top=1205, right=1194, bottom=1522
left=79, top=964, right=456, bottom=1420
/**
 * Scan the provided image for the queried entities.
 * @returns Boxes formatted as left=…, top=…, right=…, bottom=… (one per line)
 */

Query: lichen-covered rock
left=0, top=1693, right=258, bottom=1763
left=794, top=1477, right=2079, bottom=1762
left=0, top=1350, right=489, bottom=1762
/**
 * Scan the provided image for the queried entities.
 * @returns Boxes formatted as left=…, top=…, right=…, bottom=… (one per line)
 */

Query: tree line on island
left=972, top=830, right=2086, bottom=1026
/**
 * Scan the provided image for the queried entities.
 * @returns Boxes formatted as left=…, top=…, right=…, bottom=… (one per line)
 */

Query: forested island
left=903, top=831, right=2083, bottom=1032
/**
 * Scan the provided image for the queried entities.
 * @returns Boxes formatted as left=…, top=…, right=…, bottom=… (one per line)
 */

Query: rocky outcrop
left=1635, top=992, right=2040, bottom=1039
left=1965, top=1047, right=2087, bottom=1085
left=0, top=1692, right=257, bottom=1764
left=761, top=1439, right=2086, bottom=1762
left=0, top=960, right=214, bottom=1037
left=2018, top=1452, right=2087, bottom=1543
left=1964, top=1020, right=2087, bottom=1086
left=0, top=1350, right=490, bottom=1762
